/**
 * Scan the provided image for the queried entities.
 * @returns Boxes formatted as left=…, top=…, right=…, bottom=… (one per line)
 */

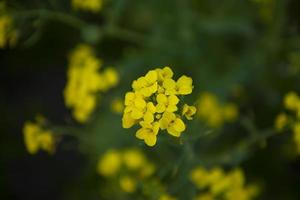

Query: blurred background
left=1, top=0, right=300, bottom=199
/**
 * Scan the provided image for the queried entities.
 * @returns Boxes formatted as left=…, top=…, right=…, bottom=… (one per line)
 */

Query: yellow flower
left=23, top=121, right=55, bottom=154
left=156, top=66, right=174, bottom=82
left=223, top=103, right=238, bottom=121
left=197, top=92, right=238, bottom=128
left=0, top=14, right=17, bottom=48
left=136, top=122, right=160, bottom=146
left=195, top=193, right=215, bottom=200
left=97, top=150, right=122, bottom=177
left=190, top=167, right=210, bottom=189
left=111, top=98, right=124, bottom=114
left=284, top=91, right=300, bottom=111
left=163, top=75, right=193, bottom=95
left=72, top=0, right=103, bottom=12
left=122, top=149, right=145, bottom=170
left=159, top=194, right=177, bottom=200
left=132, top=70, right=158, bottom=97
left=293, top=122, right=300, bottom=154
left=191, top=166, right=259, bottom=200
left=156, top=94, right=179, bottom=113
left=120, top=176, right=136, bottom=193
left=122, top=67, right=195, bottom=146
left=274, top=113, right=288, bottom=131
left=182, top=104, right=197, bottom=120
left=119, top=176, right=137, bottom=193
left=64, top=44, right=119, bottom=123
left=160, top=112, right=186, bottom=137
left=122, top=112, right=138, bottom=128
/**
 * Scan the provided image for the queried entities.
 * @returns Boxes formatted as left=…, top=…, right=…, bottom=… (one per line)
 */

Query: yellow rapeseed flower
left=182, top=104, right=197, bottom=120
left=293, top=122, right=300, bottom=154
left=190, top=166, right=259, bottom=200
left=97, top=150, right=122, bottom=177
left=122, top=67, right=195, bottom=146
left=122, top=149, right=145, bottom=170
left=197, top=92, right=238, bottom=128
left=119, top=176, right=137, bottom=193
left=159, top=194, right=177, bottom=200
left=23, top=121, right=55, bottom=154
left=72, top=0, right=103, bottom=12
left=284, top=91, right=300, bottom=111
left=64, top=44, right=119, bottom=123
left=274, top=113, right=288, bottom=131
left=0, top=14, right=17, bottom=48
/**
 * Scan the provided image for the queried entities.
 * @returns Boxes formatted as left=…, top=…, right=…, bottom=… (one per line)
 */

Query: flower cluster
left=0, top=3, right=17, bottom=48
left=64, top=44, right=119, bottom=123
left=190, top=167, right=259, bottom=200
left=97, top=148, right=155, bottom=193
left=23, top=117, right=55, bottom=155
left=274, top=91, right=300, bottom=153
left=122, top=67, right=196, bottom=146
left=197, top=92, right=238, bottom=128
left=71, top=0, right=103, bottom=12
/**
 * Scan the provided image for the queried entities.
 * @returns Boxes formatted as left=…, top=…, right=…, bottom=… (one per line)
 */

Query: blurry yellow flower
left=160, top=112, right=186, bottom=137
left=159, top=194, right=177, bottom=200
left=119, top=176, right=136, bottom=193
left=97, top=150, right=122, bottom=177
left=223, top=103, right=238, bottom=121
left=23, top=121, right=55, bottom=154
left=122, top=67, right=195, bottom=146
left=274, top=113, right=288, bottom=131
left=195, top=193, right=215, bottom=200
left=293, top=122, right=300, bottom=154
left=190, top=166, right=259, bottom=200
left=136, top=121, right=160, bottom=146
left=139, top=162, right=155, bottom=178
left=0, top=14, right=17, bottom=48
left=111, top=98, right=124, bottom=114
left=284, top=92, right=300, bottom=111
left=122, top=149, right=145, bottom=170
left=72, top=0, right=103, bottom=12
left=64, top=44, right=119, bottom=123
left=197, top=92, right=238, bottom=128
left=182, top=104, right=197, bottom=120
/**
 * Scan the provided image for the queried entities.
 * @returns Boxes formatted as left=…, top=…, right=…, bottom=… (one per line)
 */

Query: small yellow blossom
left=190, top=166, right=259, bottom=200
left=274, top=113, right=288, bottom=131
left=195, top=193, right=215, bottom=200
left=136, top=121, right=160, bottom=146
left=160, top=112, right=186, bottom=137
left=197, top=92, right=238, bottom=128
left=64, top=44, right=119, bottom=123
left=97, top=148, right=156, bottom=194
left=111, top=98, right=124, bottom=114
left=293, top=123, right=300, bottom=154
left=122, top=67, right=195, bottom=146
left=0, top=14, right=17, bottom=48
left=159, top=194, right=177, bottom=200
left=119, top=176, right=137, bottom=193
left=97, top=150, right=122, bottom=177
left=23, top=121, right=55, bottom=154
left=182, top=104, right=197, bottom=120
left=122, top=149, right=145, bottom=170
left=72, top=0, right=103, bottom=12
left=223, top=103, right=238, bottom=121
left=284, top=91, right=300, bottom=111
